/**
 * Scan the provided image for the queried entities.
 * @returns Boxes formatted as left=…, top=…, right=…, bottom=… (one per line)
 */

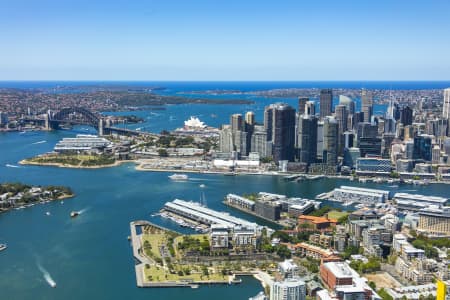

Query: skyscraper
left=305, top=101, right=316, bottom=116
left=400, top=106, right=413, bottom=126
left=323, top=116, right=338, bottom=165
left=319, top=89, right=333, bottom=119
left=335, top=104, right=348, bottom=133
left=245, top=111, right=255, bottom=126
left=251, top=125, right=272, bottom=158
left=339, top=95, right=355, bottom=115
left=443, top=88, right=450, bottom=119
left=414, top=134, right=433, bottom=161
left=361, top=89, right=373, bottom=123
left=230, top=114, right=243, bottom=132
left=335, top=104, right=348, bottom=155
left=298, top=97, right=308, bottom=115
left=297, top=115, right=318, bottom=164
left=219, top=125, right=233, bottom=153
left=265, top=103, right=296, bottom=163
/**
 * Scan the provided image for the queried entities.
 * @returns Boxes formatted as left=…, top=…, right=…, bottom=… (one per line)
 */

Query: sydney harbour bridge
left=20, top=107, right=151, bottom=137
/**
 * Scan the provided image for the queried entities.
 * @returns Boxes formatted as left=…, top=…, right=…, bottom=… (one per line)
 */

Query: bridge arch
left=50, top=107, right=101, bottom=129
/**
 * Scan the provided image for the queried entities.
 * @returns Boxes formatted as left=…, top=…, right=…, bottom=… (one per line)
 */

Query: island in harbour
left=0, top=182, right=74, bottom=213
left=20, top=153, right=123, bottom=169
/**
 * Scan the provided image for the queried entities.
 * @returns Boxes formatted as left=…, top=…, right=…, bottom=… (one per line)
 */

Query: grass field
left=327, top=210, right=348, bottom=220
left=143, top=264, right=228, bottom=283
left=141, top=233, right=166, bottom=259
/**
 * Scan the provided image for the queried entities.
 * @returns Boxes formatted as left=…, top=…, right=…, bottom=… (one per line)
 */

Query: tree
left=276, top=245, right=292, bottom=259
left=271, top=231, right=292, bottom=243
left=338, top=215, right=349, bottom=224
left=158, top=148, right=169, bottom=157
left=368, top=281, right=376, bottom=290
left=378, top=288, right=393, bottom=300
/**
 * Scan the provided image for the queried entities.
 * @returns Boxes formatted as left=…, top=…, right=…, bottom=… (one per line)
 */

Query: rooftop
left=299, top=215, right=337, bottom=224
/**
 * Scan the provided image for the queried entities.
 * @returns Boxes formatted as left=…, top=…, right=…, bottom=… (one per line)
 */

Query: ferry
left=0, top=243, right=7, bottom=251
left=70, top=211, right=80, bottom=218
left=168, top=174, right=188, bottom=181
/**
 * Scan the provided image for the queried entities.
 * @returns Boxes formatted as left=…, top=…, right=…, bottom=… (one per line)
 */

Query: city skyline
left=1, top=0, right=450, bottom=81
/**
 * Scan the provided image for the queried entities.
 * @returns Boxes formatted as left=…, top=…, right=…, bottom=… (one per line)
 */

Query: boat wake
left=78, top=207, right=89, bottom=214
left=31, top=140, right=47, bottom=145
left=188, top=178, right=218, bottom=182
left=37, top=263, right=56, bottom=288
left=5, top=164, right=20, bottom=168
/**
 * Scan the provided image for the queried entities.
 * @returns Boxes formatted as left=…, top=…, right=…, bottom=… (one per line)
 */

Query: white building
left=278, top=259, right=300, bottom=279
left=443, top=88, right=450, bottom=119
left=270, top=278, right=306, bottom=300
left=333, top=186, right=388, bottom=204
left=54, top=134, right=112, bottom=153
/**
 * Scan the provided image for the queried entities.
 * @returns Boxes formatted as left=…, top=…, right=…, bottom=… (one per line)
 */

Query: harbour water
left=2, top=81, right=450, bottom=299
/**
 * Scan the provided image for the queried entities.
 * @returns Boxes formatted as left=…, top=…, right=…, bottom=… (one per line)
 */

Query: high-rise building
left=319, top=89, right=333, bottom=119
left=358, top=137, right=382, bottom=157
left=0, top=112, right=8, bottom=126
left=339, top=95, right=355, bottom=115
left=323, top=116, right=338, bottom=165
left=234, top=131, right=248, bottom=156
left=270, top=278, right=306, bottom=300
left=343, top=147, right=360, bottom=168
left=298, top=97, right=308, bottom=116
left=343, top=131, right=355, bottom=149
left=335, top=104, right=348, bottom=133
left=353, top=111, right=365, bottom=130
left=245, top=111, right=255, bottom=126
left=265, top=103, right=296, bottom=163
left=231, top=114, right=243, bottom=132
left=297, top=115, right=318, bottom=164
left=443, top=88, right=450, bottom=119
left=400, top=106, right=413, bottom=126
left=251, top=125, right=272, bottom=158
left=219, top=125, right=233, bottom=153
left=361, top=89, right=373, bottom=123
left=317, top=121, right=324, bottom=161
left=414, top=134, right=433, bottom=161
left=432, top=145, right=441, bottom=164
left=305, top=101, right=316, bottom=116
left=357, top=122, right=378, bottom=139
left=382, top=133, right=395, bottom=157
left=264, top=106, right=274, bottom=141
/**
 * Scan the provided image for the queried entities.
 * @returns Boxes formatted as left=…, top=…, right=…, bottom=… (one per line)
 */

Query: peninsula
left=0, top=182, right=74, bottom=213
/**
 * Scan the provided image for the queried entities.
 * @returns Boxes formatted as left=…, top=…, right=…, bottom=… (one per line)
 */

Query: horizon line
left=1, top=79, right=450, bottom=82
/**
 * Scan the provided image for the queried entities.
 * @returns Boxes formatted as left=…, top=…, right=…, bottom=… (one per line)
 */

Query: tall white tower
left=443, top=88, right=450, bottom=119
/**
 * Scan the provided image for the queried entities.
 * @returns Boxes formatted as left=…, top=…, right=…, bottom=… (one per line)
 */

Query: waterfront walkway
left=130, top=220, right=154, bottom=287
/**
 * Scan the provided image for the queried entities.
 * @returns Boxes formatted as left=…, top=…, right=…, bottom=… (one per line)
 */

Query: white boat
left=168, top=174, right=188, bottom=181
left=0, top=244, right=7, bottom=251
left=199, top=184, right=206, bottom=188
left=46, top=212, right=51, bottom=216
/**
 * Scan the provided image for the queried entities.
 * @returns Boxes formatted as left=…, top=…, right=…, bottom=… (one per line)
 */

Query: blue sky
left=0, top=0, right=449, bottom=80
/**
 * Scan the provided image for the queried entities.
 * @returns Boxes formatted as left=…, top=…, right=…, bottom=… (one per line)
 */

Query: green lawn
left=327, top=210, right=348, bottom=220
left=143, top=264, right=228, bottom=283
left=141, top=233, right=166, bottom=259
